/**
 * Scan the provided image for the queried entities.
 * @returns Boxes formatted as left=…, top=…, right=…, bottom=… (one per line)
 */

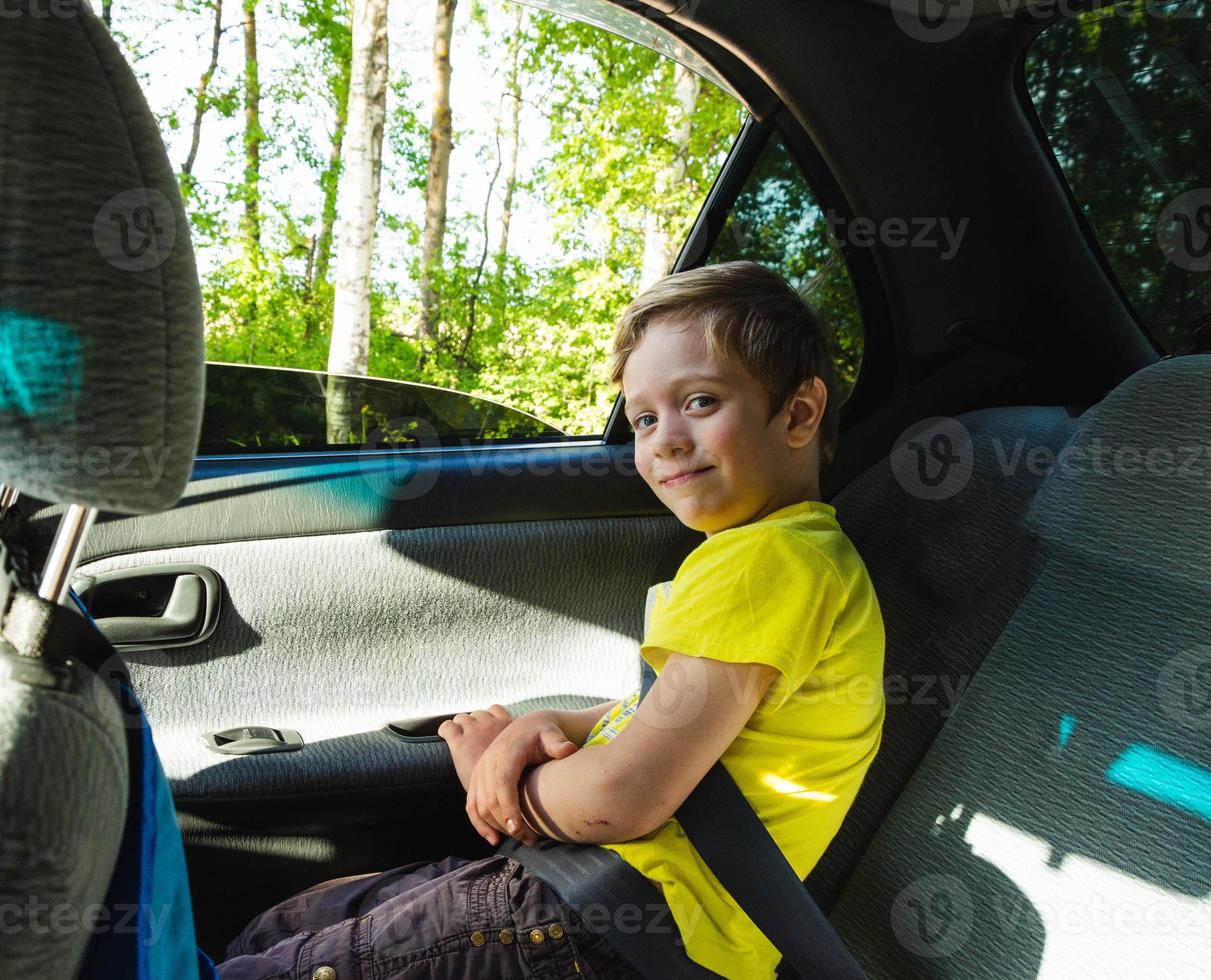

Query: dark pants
left=217, top=854, right=645, bottom=980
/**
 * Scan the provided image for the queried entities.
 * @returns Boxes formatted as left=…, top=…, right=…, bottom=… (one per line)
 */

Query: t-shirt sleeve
left=641, top=524, right=847, bottom=712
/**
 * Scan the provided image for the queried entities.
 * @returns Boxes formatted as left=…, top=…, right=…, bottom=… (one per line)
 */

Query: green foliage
left=710, top=134, right=863, bottom=398
left=122, top=0, right=867, bottom=441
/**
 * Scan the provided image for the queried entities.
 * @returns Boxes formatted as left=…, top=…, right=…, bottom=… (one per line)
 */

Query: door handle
left=73, top=563, right=222, bottom=651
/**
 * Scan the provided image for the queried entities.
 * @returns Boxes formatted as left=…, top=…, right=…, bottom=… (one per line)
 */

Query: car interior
left=1, top=0, right=1208, bottom=978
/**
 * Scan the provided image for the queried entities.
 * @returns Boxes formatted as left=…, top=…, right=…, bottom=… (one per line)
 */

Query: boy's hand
left=466, top=712, right=578, bottom=847
left=438, top=705, right=514, bottom=792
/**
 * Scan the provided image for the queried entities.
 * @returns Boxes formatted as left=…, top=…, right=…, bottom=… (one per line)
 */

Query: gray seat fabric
left=0, top=3, right=207, bottom=976
left=0, top=0, right=204, bottom=514
left=809, top=405, right=1081, bottom=912
left=0, top=592, right=129, bottom=979
left=830, top=356, right=1211, bottom=978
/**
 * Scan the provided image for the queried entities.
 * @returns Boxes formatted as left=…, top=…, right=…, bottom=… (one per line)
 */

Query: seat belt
left=637, top=662, right=865, bottom=980
left=498, top=837, right=723, bottom=979
left=500, top=664, right=865, bottom=979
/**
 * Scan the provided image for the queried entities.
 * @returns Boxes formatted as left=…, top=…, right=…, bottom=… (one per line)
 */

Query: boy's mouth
left=661, top=466, right=713, bottom=488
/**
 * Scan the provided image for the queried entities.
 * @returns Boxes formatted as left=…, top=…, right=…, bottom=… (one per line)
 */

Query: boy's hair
left=610, top=261, right=839, bottom=465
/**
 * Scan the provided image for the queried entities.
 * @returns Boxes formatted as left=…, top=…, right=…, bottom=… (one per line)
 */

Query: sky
left=109, top=0, right=573, bottom=280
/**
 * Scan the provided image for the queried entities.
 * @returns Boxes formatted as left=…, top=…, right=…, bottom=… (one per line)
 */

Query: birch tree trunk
left=496, top=2, right=524, bottom=266
left=314, top=93, right=350, bottom=288
left=327, top=0, right=389, bottom=444
left=416, top=0, right=457, bottom=346
left=241, top=0, right=262, bottom=256
left=639, top=63, right=699, bottom=290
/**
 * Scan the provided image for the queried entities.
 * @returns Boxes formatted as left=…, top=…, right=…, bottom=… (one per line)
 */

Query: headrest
left=1027, top=356, right=1211, bottom=579
left=0, top=1, right=204, bottom=514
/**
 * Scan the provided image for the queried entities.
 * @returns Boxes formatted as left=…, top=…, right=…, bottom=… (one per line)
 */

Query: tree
left=182, top=0, right=227, bottom=181
left=416, top=0, right=458, bottom=350
left=301, top=0, right=355, bottom=291
left=240, top=0, right=263, bottom=256
left=327, top=0, right=389, bottom=442
left=496, top=1, right=524, bottom=265
left=640, top=62, right=700, bottom=289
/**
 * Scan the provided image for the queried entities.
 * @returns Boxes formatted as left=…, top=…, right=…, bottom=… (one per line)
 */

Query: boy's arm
left=445, top=697, right=620, bottom=838
left=513, top=653, right=777, bottom=845
left=525, top=699, right=620, bottom=746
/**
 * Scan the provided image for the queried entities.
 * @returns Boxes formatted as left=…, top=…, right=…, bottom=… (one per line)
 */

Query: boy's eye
left=687, top=395, right=716, bottom=410
left=632, top=413, right=657, bottom=430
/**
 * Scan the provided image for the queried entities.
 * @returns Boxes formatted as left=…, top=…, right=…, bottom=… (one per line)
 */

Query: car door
left=24, top=1, right=871, bottom=959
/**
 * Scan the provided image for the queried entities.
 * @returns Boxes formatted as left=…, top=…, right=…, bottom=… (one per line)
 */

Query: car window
left=706, top=131, right=864, bottom=402
left=1024, top=0, right=1211, bottom=353
left=198, top=363, right=561, bottom=453
left=109, top=0, right=746, bottom=451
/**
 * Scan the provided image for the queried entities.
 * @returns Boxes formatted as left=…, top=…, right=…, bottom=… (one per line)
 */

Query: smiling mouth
left=662, top=467, right=713, bottom=488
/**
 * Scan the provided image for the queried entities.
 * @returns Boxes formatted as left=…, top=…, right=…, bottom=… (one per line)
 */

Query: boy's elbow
left=595, top=767, right=676, bottom=842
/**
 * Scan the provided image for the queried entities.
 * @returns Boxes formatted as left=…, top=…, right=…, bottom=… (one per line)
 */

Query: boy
left=219, top=261, right=884, bottom=980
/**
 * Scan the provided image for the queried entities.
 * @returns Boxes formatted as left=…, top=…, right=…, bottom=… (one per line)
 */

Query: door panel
left=75, top=515, right=687, bottom=797
left=31, top=447, right=701, bottom=957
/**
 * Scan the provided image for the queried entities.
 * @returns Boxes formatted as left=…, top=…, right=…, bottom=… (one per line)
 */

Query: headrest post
left=0, top=486, right=18, bottom=520
left=38, top=505, right=97, bottom=606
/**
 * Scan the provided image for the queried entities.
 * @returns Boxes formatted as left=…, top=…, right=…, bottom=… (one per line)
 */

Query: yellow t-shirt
left=583, top=499, right=886, bottom=979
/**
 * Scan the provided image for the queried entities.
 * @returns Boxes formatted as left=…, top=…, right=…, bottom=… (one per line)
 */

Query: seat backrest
left=810, top=405, right=1081, bottom=912
left=0, top=2, right=205, bottom=976
left=829, top=356, right=1211, bottom=978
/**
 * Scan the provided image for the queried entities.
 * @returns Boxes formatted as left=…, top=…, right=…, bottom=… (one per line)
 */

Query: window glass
left=708, top=133, right=864, bottom=401
left=1025, top=0, right=1211, bottom=352
left=110, top=0, right=745, bottom=448
left=199, top=363, right=560, bottom=454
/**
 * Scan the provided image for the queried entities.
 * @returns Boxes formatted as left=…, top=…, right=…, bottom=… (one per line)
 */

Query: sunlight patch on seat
left=964, top=813, right=1210, bottom=978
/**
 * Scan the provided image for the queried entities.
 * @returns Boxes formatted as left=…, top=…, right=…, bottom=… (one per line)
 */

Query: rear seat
left=826, top=356, right=1211, bottom=978
left=809, top=404, right=1082, bottom=912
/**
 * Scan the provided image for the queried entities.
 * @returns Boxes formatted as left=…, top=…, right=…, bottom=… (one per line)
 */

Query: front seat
left=0, top=2, right=206, bottom=977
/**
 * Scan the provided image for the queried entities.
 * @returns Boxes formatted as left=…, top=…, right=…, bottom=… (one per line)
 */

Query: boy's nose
left=653, top=423, right=691, bottom=458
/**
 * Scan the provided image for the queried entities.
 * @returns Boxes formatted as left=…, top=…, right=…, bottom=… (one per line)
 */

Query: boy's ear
left=784, top=377, right=827, bottom=450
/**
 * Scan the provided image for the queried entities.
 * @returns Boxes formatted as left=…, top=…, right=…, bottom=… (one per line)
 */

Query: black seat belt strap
left=499, top=837, right=723, bottom=979
left=640, top=663, right=866, bottom=979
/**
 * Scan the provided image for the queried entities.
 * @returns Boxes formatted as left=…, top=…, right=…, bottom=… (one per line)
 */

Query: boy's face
left=621, top=317, right=822, bottom=535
